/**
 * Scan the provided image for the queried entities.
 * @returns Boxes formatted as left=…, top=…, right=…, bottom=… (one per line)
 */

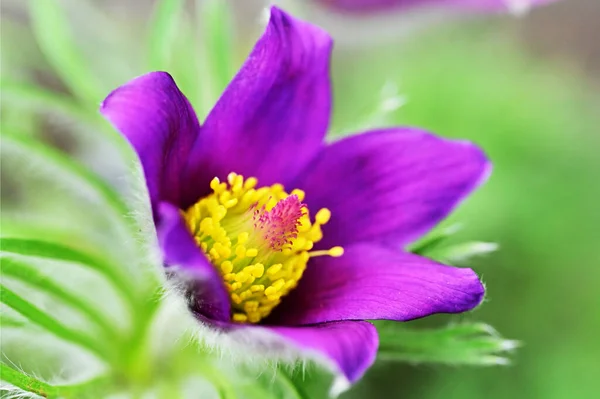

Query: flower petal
left=100, top=72, right=200, bottom=215
left=157, top=202, right=230, bottom=322
left=181, top=6, right=332, bottom=207
left=295, top=128, right=490, bottom=248
left=267, top=243, right=484, bottom=325
left=269, top=321, right=378, bottom=386
left=210, top=321, right=378, bottom=388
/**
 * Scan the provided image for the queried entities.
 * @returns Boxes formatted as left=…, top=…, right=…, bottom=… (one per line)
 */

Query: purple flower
left=315, top=0, right=557, bottom=14
left=100, top=6, right=489, bottom=386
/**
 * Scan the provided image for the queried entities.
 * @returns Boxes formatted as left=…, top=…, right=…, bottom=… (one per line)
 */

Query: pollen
left=183, top=173, right=342, bottom=324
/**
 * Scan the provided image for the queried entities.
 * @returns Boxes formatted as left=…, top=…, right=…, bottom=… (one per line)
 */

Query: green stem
left=0, top=362, right=57, bottom=397
left=1, top=257, right=121, bottom=342
left=195, top=362, right=238, bottom=399
left=0, top=80, right=130, bottom=157
left=0, top=362, right=111, bottom=399
left=273, top=371, right=304, bottom=399
left=147, top=0, right=186, bottom=71
left=0, top=238, right=137, bottom=310
left=1, top=132, right=131, bottom=223
left=0, top=284, right=112, bottom=363
left=28, top=0, right=104, bottom=104
left=119, top=292, right=162, bottom=385
left=193, top=0, right=231, bottom=118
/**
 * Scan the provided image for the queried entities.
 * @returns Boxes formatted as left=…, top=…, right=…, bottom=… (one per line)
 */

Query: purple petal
left=295, top=128, right=490, bottom=248
left=190, top=319, right=377, bottom=385
left=267, top=243, right=484, bottom=325
left=100, top=72, right=200, bottom=216
left=157, top=203, right=230, bottom=322
left=315, top=0, right=557, bottom=13
left=181, top=6, right=332, bottom=207
left=269, top=321, right=378, bottom=384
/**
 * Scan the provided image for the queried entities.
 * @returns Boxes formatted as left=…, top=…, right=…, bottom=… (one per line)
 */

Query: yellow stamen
left=309, top=246, right=345, bottom=258
left=183, top=173, right=342, bottom=324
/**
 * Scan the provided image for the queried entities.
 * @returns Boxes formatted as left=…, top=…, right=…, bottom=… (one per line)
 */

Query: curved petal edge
left=100, top=72, right=200, bottom=215
left=182, top=6, right=333, bottom=206
left=269, top=243, right=485, bottom=325
left=200, top=320, right=378, bottom=394
left=296, top=127, right=491, bottom=248
left=157, top=202, right=231, bottom=322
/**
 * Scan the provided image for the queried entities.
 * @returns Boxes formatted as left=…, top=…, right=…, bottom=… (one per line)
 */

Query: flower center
left=183, top=173, right=343, bottom=324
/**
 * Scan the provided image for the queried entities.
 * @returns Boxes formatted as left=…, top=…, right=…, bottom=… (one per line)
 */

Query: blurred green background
left=1, top=0, right=599, bottom=398
left=336, top=13, right=600, bottom=399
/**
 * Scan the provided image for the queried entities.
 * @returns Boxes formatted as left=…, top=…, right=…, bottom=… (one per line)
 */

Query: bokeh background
left=1, top=0, right=599, bottom=398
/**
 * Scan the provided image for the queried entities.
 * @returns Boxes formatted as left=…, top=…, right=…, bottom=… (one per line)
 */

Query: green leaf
left=146, top=0, right=205, bottom=122
left=0, top=79, right=129, bottom=154
left=1, top=79, right=97, bottom=126
left=198, top=0, right=236, bottom=92
left=0, top=361, right=57, bottom=398
left=145, top=0, right=237, bottom=118
left=232, top=363, right=337, bottom=399
left=405, top=222, right=498, bottom=265
left=147, top=0, right=186, bottom=71
left=0, top=257, right=120, bottom=341
left=0, top=237, right=136, bottom=309
left=1, top=130, right=133, bottom=233
left=0, top=284, right=113, bottom=362
left=407, top=224, right=462, bottom=256
left=0, top=314, right=26, bottom=328
left=228, top=366, right=302, bottom=399
left=0, top=218, right=105, bottom=253
left=428, top=241, right=499, bottom=265
left=376, top=322, right=519, bottom=366
left=28, top=0, right=104, bottom=103
left=276, top=366, right=336, bottom=399
left=0, top=362, right=111, bottom=398
left=195, top=363, right=239, bottom=399
left=193, top=0, right=237, bottom=118
left=330, top=83, right=406, bottom=138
